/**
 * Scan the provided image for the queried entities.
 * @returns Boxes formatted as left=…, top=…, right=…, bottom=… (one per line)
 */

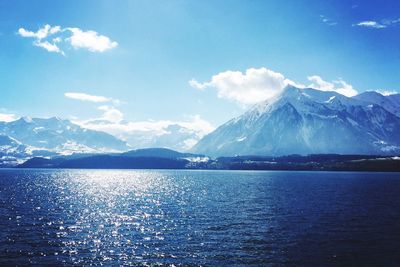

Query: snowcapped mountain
left=0, top=117, right=130, bottom=165
left=192, top=85, right=400, bottom=156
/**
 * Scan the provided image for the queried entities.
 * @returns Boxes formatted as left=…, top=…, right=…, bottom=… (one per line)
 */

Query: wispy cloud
left=18, top=25, right=64, bottom=54
left=17, top=24, right=118, bottom=55
left=320, top=15, right=338, bottom=26
left=354, top=18, right=400, bottom=29
left=376, top=89, right=398, bottom=96
left=307, top=75, right=358, bottom=97
left=34, top=40, right=63, bottom=54
left=355, top=21, right=386, bottom=29
left=383, top=18, right=400, bottom=26
left=18, top=24, right=61, bottom=39
left=64, top=92, right=119, bottom=104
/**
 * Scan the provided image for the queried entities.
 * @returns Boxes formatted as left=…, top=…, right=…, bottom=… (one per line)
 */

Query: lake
left=0, top=169, right=400, bottom=266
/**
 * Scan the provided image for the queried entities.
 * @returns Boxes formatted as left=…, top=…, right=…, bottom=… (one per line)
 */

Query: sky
left=0, top=0, right=399, bottom=139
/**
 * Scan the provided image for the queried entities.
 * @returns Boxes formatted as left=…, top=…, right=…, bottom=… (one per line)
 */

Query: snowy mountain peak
left=192, top=86, right=400, bottom=156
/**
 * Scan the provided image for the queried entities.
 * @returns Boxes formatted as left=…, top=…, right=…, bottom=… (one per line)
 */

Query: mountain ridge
left=2, top=86, right=400, bottom=165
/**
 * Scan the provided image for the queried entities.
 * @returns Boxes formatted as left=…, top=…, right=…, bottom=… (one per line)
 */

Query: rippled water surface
left=1, top=169, right=400, bottom=266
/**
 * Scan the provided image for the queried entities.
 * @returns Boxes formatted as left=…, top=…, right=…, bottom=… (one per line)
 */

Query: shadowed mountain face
left=192, top=86, right=400, bottom=157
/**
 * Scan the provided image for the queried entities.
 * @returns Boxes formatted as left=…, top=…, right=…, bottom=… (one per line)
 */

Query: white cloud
left=17, top=24, right=117, bottom=55
left=65, top=92, right=112, bottom=103
left=34, top=40, right=63, bottom=54
left=355, top=18, right=400, bottom=29
left=307, top=75, right=334, bottom=91
left=189, top=67, right=300, bottom=105
left=18, top=25, right=63, bottom=54
left=18, top=24, right=61, bottom=39
left=0, top=113, right=17, bottom=122
left=334, top=80, right=358, bottom=97
left=376, top=89, right=398, bottom=96
left=66, top=28, right=118, bottom=52
left=191, top=67, right=360, bottom=105
left=97, top=105, right=124, bottom=123
left=189, top=79, right=208, bottom=90
left=355, top=21, right=386, bottom=29
left=307, top=75, right=358, bottom=97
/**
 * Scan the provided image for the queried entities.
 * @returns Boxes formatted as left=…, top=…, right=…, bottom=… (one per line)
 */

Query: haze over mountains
left=1, top=86, right=400, bottom=166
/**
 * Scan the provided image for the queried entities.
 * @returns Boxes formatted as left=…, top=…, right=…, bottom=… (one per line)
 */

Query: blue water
left=0, top=169, right=400, bottom=266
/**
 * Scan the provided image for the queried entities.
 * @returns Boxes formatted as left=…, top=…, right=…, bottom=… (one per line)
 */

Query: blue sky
left=0, top=0, right=399, bottom=137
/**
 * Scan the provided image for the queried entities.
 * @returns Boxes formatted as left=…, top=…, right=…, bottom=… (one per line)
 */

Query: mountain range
left=0, top=117, right=130, bottom=166
left=1, top=85, right=400, bottom=166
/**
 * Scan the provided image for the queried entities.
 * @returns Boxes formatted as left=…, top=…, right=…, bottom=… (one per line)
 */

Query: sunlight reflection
left=50, top=170, right=178, bottom=262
